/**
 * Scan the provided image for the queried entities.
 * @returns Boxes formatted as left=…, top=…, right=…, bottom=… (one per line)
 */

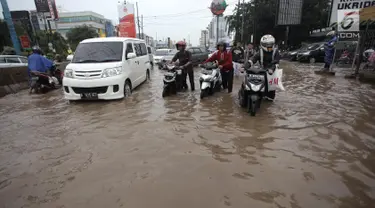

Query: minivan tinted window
left=72, top=42, right=124, bottom=63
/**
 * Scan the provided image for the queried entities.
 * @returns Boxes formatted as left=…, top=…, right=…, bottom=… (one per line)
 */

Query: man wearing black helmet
left=28, top=46, right=54, bottom=77
left=171, top=41, right=194, bottom=91
left=203, top=41, right=233, bottom=93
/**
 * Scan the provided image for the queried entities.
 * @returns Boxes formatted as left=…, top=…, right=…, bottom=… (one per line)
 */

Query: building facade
left=199, top=30, right=209, bottom=48
left=207, top=16, right=229, bottom=48
left=136, top=33, right=155, bottom=47
left=56, top=11, right=107, bottom=38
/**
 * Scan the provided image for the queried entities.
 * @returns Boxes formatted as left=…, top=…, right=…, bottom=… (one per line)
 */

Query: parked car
left=63, top=37, right=151, bottom=101
left=186, top=47, right=210, bottom=65
left=0, top=55, right=28, bottom=68
left=297, top=43, right=325, bottom=63
left=154, top=49, right=177, bottom=66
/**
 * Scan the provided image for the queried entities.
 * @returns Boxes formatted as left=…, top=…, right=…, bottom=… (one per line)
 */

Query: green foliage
left=66, top=25, right=99, bottom=51
left=226, top=0, right=331, bottom=46
left=35, top=31, right=69, bottom=59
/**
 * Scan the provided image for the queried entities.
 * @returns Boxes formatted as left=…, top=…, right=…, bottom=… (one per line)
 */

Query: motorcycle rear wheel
left=162, top=88, right=168, bottom=98
left=200, top=89, right=208, bottom=99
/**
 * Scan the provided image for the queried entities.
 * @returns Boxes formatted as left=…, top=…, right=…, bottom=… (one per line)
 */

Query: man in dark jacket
left=203, top=41, right=233, bottom=93
left=231, top=42, right=245, bottom=76
left=172, top=41, right=194, bottom=91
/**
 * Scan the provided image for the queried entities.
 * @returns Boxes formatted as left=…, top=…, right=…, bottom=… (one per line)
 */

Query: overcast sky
left=1, top=0, right=238, bottom=45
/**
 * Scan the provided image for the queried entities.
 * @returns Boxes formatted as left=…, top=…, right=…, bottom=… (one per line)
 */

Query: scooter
left=199, top=62, right=222, bottom=99
left=162, top=64, right=184, bottom=97
left=29, top=65, right=63, bottom=94
left=238, top=64, right=276, bottom=116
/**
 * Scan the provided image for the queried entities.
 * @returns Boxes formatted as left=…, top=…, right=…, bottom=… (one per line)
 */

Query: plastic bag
left=267, top=66, right=285, bottom=91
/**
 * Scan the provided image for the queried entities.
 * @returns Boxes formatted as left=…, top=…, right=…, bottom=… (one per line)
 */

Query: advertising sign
left=276, top=0, right=303, bottom=25
left=117, top=2, right=136, bottom=38
left=329, top=0, right=375, bottom=26
left=19, top=35, right=31, bottom=49
left=210, top=0, right=228, bottom=16
left=337, top=9, right=360, bottom=40
left=47, top=0, right=59, bottom=20
left=34, top=0, right=50, bottom=13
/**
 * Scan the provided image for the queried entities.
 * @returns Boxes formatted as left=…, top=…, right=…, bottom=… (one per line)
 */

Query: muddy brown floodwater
left=0, top=61, right=375, bottom=208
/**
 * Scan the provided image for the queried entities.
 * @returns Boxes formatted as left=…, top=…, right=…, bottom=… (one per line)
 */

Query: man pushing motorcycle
left=171, top=41, right=194, bottom=91
left=243, top=34, right=281, bottom=101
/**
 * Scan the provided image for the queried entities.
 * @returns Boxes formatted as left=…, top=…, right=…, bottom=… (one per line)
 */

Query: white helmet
left=260, top=34, right=275, bottom=52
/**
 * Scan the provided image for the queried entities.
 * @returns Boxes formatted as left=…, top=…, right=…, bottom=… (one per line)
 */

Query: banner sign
left=34, top=0, right=50, bottom=13
left=329, top=0, right=375, bottom=26
left=19, top=35, right=31, bottom=49
left=117, top=2, right=136, bottom=38
left=47, top=0, right=59, bottom=20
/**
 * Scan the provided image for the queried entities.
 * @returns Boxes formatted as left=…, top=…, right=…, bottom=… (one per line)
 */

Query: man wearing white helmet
left=245, top=34, right=280, bottom=101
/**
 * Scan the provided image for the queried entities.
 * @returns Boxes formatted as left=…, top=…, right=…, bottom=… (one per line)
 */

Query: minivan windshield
left=155, top=50, right=170, bottom=56
left=72, top=42, right=124, bottom=63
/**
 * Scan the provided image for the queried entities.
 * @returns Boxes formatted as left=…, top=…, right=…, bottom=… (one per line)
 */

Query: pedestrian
left=203, top=41, right=233, bottom=93
left=231, top=42, right=244, bottom=76
left=322, top=31, right=337, bottom=71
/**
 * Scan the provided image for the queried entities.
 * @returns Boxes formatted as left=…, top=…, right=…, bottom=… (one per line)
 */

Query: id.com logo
left=338, top=9, right=359, bottom=32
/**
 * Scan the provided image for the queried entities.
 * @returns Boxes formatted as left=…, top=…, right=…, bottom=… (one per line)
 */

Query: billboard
left=276, top=0, right=303, bottom=25
left=34, top=0, right=50, bottom=13
left=117, top=2, right=136, bottom=38
left=329, top=0, right=375, bottom=26
left=47, top=0, right=59, bottom=20
left=210, top=0, right=228, bottom=16
left=337, top=9, right=360, bottom=40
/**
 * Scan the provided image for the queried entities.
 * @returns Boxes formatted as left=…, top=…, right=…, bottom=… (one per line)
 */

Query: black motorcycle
left=29, top=65, right=63, bottom=94
left=162, top=64, right=184, bottom=97
left=238, top=64, right=271, bottom=116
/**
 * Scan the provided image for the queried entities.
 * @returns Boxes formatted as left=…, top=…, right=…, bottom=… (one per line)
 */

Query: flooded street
left=1, top=61, right=375, bottom=208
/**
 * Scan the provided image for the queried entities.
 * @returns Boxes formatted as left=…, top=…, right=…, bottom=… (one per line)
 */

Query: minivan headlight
left=64, top=69, right=73, bottom=78
left=102, top=67, right=122, bottom=78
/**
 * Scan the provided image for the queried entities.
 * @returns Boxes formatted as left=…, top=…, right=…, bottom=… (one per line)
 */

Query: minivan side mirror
left=66, top=54, right=73, bottom=61
left=127, top=52, right=136, bottom=59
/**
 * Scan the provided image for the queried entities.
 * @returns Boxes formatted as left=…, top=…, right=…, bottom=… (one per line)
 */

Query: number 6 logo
left=341, top=11, right=356, bottom=30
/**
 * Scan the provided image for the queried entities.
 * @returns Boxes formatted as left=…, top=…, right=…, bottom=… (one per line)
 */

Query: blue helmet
left=32, top=45, right=42, bottom=54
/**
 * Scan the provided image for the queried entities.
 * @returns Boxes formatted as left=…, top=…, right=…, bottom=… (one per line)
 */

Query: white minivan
left=63, top=37, right=151, bottom=100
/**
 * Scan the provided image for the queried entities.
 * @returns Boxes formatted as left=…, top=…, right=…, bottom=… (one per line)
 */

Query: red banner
left=19, top=35, right=31, bottom=49
left=117, top=3, right=136, bottom=38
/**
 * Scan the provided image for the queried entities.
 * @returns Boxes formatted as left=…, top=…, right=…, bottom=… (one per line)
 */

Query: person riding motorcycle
left=28, top=46, right=54, bottom=78
left=244, top=34, right=280, bottom=100
left=171, top=41, right=194, bottom=91
left=203, top=41, right=233, bottom=93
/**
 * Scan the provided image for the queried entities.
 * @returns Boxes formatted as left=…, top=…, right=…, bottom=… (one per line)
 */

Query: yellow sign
left=360, top=6, right=375, bottom=21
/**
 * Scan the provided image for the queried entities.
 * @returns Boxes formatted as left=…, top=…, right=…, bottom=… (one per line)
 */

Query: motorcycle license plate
left=31, top=77, right=39, bottom=81
left=249, top=74, right=263, bottom=79
left=176, top=69, right=182, bottom=74
left=81, top=93, right=98, bottom=99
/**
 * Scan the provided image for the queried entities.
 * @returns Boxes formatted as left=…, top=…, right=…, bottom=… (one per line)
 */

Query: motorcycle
left=336, top=51, right=352, bottom=66
left=238, top=64, right=277, bottom=116
left=29, top=65, right=63, bottom=94
left=199, top=62, right=222, bottom=99
left=162, top=63, right=184, bottom=97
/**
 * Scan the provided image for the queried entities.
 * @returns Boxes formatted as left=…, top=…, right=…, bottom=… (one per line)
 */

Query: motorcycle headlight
left=102, top=67, right=122, bottom=78
left=64, top=69, right=73, bottom=78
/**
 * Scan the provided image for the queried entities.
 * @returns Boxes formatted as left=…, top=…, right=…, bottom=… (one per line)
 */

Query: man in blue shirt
left=28, top=46, right=54, bottom=77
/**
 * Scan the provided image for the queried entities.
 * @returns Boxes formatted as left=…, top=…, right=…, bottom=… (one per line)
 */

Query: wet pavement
left=1, top=61, right=375, bottom=208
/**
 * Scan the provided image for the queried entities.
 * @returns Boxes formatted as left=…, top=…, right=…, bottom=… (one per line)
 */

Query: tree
left=226, top=0, right=331, bottom=47
left=66, top=25, right=98, bottom=51
left=34, top=31, right=69, bottom=58
left=0, top=19, right=12, bottom=51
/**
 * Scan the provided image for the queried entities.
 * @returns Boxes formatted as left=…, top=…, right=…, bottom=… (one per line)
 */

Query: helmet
left=260, top=34, right=275, bottom=52
left=32, top=45, right=42, bottom=54
left=176, top=41, right=186, bottom=49
left=216, top=41, right=227, bottom=50
left=326, top=31, right=336, bottom=37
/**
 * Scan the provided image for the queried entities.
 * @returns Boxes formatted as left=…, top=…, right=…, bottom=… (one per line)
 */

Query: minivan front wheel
left=124, top=80, right=132, bottom=98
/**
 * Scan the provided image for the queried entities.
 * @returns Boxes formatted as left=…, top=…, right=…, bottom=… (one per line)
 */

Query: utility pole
left=204, top=30, right=207, bottom=50
left=136, top=2, right=141, bottom=39
left=141, top=15, right=144, bottom=39
left=236, top=0, right=240, bottom=42
left=216, top=15, right=220, bottom=44
left=241, top=0, right=245, bottom=44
